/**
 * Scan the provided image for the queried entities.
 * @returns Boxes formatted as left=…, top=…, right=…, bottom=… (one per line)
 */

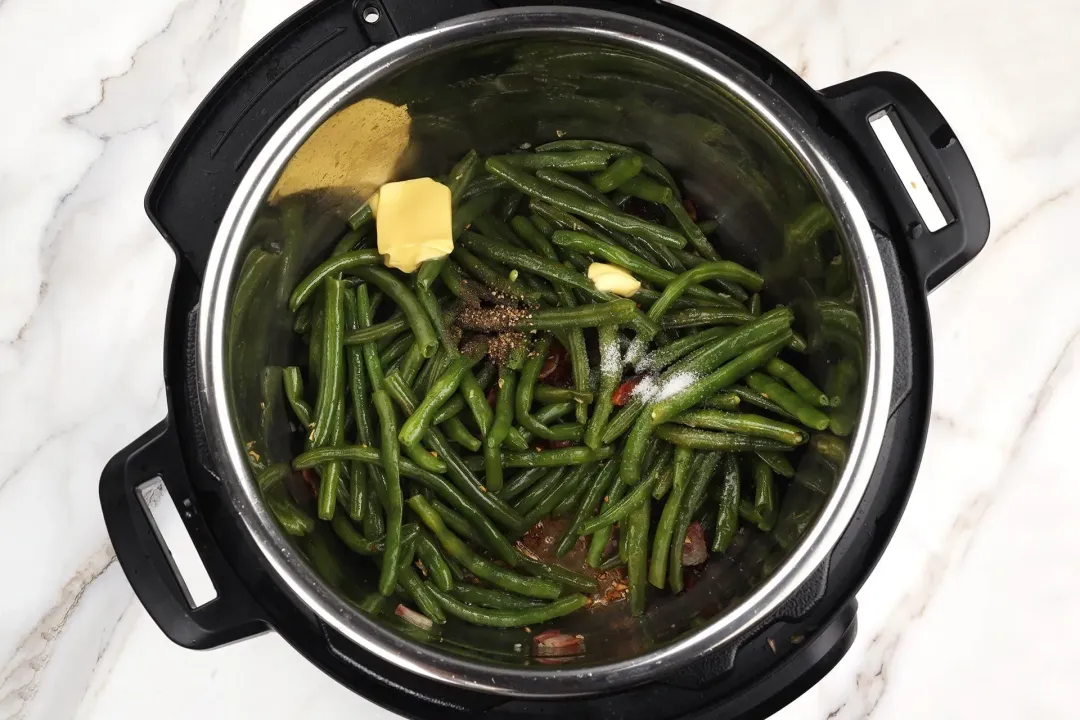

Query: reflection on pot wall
left=224, top=37, right=865, bottom=666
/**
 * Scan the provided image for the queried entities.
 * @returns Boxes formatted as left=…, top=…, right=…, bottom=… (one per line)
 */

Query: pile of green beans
left=242, top=142, right=859, bottom=639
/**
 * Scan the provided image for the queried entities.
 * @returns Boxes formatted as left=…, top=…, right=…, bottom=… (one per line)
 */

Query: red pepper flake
left=611, top=375, right=646, bottom=406
left=683, top=197, right=698, bottom=222
left=301, top=469, right=320, bottom=496
left=487, top=387, right=498, bottom=407
left=542, top=340, right=570, bottom=386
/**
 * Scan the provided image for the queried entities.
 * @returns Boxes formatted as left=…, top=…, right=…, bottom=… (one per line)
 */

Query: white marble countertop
left=3, top=0, right=1079, bottom=717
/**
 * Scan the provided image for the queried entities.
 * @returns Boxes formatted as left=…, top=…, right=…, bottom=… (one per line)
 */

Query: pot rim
left=197, top=7, right=894, bottom=697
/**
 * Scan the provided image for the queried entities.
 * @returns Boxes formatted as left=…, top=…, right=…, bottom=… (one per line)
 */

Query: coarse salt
left=656, top=371, right=698, bottom=400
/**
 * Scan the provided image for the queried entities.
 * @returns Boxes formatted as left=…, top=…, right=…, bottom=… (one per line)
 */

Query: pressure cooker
left=100, top=1, right=989, bottom=718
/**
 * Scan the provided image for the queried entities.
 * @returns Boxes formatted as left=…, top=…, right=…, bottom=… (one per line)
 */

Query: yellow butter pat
left=374, top=178, right=453, bottom=273
left=588, top=263, right=641, bottom=297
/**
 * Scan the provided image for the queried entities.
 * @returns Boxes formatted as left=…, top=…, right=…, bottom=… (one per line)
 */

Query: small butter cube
left=374, top=178, right=453, bottom=273
left=588, top=263, right=641, bottom=297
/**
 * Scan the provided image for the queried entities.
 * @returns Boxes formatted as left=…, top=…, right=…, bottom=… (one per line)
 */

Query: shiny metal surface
left=197, top=8, right=894, bottom=697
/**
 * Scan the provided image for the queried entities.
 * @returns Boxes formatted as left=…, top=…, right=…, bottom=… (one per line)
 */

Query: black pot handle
left=820, top=72, right=990, bottom=291
left=100, top=420, right=268, bottom=648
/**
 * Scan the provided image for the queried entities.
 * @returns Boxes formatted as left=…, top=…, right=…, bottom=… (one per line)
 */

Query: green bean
left=648, top=446, right=694, bottom=589
left=519, top=464, right=592, bottom=529
left=750, top=293, right=762, bottom=316
left=756, top=449, right=795, bottom=478
left=626, top=495, right=650, bottom=616
left=586, top=468, right=626, bottom=567
left=230, top=249, right=278, bottom=359
left=396, top=343, right=425, bottom=387
left=752, top=456, right=777, bottom=532
left=408, top=496, right=560, bottom=599
left=636, top=327, right=732, bottom=372
left=515, top=336, right=565, bottom=441
left=311, top=278, right=345, bottom=449
left=530, top=212, right=556, bottom=237
left=413, top=529, right=455, bottom=592
left=535, top=168, right=616, bottom=208
left=378, top=334, right=414, bottom=368
left=396, top=563, right=446, bottom=624
left=346, top=199, right=373, bottom=231
left=282, top=366, right=313, bottom=429
left=653, top=424, right=792, bottom=452
left=380, top=374, right=525, bottom=536
left=430, top=499, right=482, bottom=544
left=621, top=333, right=791, bottom=487
left=296, top=444, right=518, bottom=564
left=450, top=584, right=544, bottom=610
left=697, top=219, right=719, bottom=236
left=316, top=392, right=347, bottom=520
left=773, top=484, right=826, bottom=550
left=370, top=389, right=402, bottom=596
left=766, top=358, right=830, bottom=408
left=494, top=150, right=614, bottom=172
left=274, top=201, right=307, bottom=306
left=551, top=231, right=732, bottom=305
left=363, top=467, right=386, bottom=539
left=651, top=454, right=677, bottom=501
left=486, top=158, right=687, bottom=249
left=592, top=154, right=644, bottom=193
left=448, top=149, right=481, bottom=205
left=672, top=409, right=808, bottom=446
left=451, top=190, right=500, bottom=240
left=607, top=309, right=792, bottom=445
left=330, top=228, right=365, bottom=257
left=432, top=395, right=466, bottom=426
left=618, top=174, right=672, bottom=204
left=701, top=393, right=741, bottom=411
left=343, top=315, right=409, bottom=346
left=668, top=451, right=722, bottom=592
left=729, top=383, right=797, bottom=420
left=510, top=215, right=561, bottom=260
left=442, top=417, right=482, bottom=452
left=454, top=245, right=538, bottom=302
left=535, top=139, right=681, bottom=199
left=745, top=372, right=831, bottom=431
left=826, top=359, right=860, bottom=436
left=472, top=213, right=524, bottom=248
left=566, top=327, right=590, bottom=426
left=330, top=514, right=383, bottom=555
left=512, top=467, right=567, bottom=517
left=513, top=551, right=599, bottom=593
left=258, top=465, right=314, bottom=535
left=428, top=586, right=587, bottom=628
left=665, top=195, right=720, bottom=261
left=533, top=385, right=594, bottom=405
left=789, top=331, right=809, bottom=354
left=499, top=467, right=551, bottom=503
left=661, top=307, right=755, bottom=329
left=292, top=304, right=312, bottom=335
left=485, top=365, right=517, bottom=493
left=554, top=461, right=618, bottom=557
left=289, top=250, right=381, bottom=311
left=504, top=446, right=611, bottom=468
left=584, top=324, right=620, bottom=449
left=713, top=454, right=741, bottom=552
left=350, top=267, right=438, bottom=358
left=579, top=465, right=660, bottom=536
left=400, top=357, right=468, bottom=447
left=459, top=230, right=601, bottom=299
left=516, top=300, right=638, bottom=332
left=646, top=262, right=763, bottom=322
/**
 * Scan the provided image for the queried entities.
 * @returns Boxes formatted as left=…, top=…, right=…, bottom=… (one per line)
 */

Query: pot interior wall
left=226, top=31, right=864, bottom=668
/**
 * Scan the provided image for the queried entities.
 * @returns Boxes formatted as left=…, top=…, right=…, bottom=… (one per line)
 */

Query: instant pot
left=100, top=1, right=989, bottom=718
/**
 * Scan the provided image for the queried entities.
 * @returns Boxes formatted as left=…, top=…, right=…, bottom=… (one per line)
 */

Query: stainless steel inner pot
left=198, top=7, right=894, bottom=697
